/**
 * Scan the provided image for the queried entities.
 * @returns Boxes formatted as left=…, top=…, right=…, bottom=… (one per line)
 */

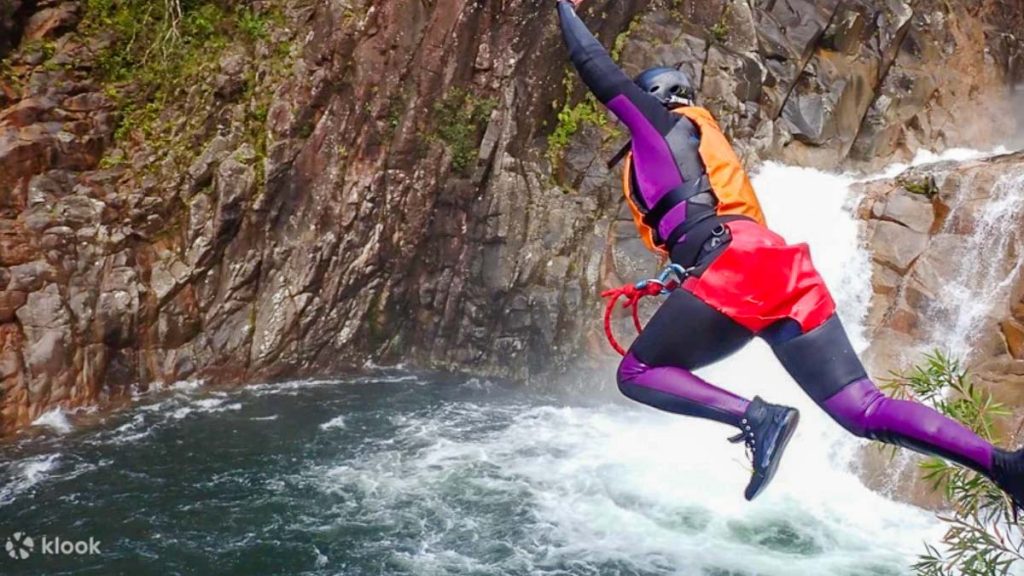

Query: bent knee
left=820, top=378, right=884, bottom=439
left=616, top=353, right=649, bottom=391
left=617, top=352, right=650, bottom=382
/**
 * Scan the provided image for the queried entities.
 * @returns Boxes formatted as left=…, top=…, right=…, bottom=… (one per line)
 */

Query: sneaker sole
left=745, top=410, right=800, bottom=501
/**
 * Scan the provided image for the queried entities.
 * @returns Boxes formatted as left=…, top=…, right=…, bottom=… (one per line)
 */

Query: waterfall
left=925, top=168, right=1024, bottom=361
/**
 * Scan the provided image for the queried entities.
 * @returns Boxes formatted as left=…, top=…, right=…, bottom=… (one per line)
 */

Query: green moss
left=342, top=5, right=368, bottom=27
left=386, top=96, right=404, bottom=133
left=546, top=94, right=607, bottom=164
left=546, top=71, right=613, bottom=167
left=237, top=7, right=270, bottom=40
left=98, top=151, right=126, bottom=169
left=610, top=14, right=642, bottom=62
left=711, top=4, right=732, bottom=42
left=899, top=176, right=938, bottom=198
left=710, top=22, right=729, bottom=41
left=430, top=88, right=497, bottom=174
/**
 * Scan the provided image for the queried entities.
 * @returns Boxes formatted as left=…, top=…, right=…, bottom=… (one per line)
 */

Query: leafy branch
left=882, top=351, right=1022, bottom=576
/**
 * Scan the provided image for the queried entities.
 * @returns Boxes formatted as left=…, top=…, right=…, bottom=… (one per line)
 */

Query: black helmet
left=634, top=67, right=696, bottom=108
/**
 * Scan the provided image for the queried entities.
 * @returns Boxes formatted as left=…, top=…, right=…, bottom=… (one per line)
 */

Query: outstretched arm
left=556, top=0, right=676, bottom=136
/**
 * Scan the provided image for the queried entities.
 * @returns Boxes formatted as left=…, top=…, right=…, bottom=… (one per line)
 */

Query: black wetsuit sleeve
left=556, top=1, right=678, bottom=136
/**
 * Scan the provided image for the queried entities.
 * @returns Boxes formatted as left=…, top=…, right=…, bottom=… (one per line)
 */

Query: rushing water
left=927, top=168, right=1024, bottom=362
left=2, top=157, right=990, bottom=575
left=0, top=373, right=941, bottom=576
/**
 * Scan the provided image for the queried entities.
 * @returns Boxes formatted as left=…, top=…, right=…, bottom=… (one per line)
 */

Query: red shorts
left=682, top=220, right=836, bottom=333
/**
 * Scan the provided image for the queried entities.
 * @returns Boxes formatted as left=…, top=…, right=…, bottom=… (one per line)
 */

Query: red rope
left=600, top=280, right=678, bottom=356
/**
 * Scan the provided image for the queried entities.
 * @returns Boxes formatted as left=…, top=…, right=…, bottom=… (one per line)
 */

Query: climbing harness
left=601, top=263, right=691, bottom=355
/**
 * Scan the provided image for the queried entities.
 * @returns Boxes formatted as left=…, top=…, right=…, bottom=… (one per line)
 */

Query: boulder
left=0, top=291, right=27, bottom=322
left=1004, top=319, right=1024, bottom=360
left=870, top=221, right=929, bottom=272
left=0, top=96, right=55, bottom=127
left=880, top=190, right=935, bottom=233
left=23, top=3, right=80, bottom=42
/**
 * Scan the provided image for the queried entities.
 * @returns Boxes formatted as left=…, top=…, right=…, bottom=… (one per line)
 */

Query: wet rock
left=870, top=221, right=928, bottom=272
left=879, top=191, right=935, bottom=233
left=157, top=286, right=200, bottom=349
left=1001, top=319, right=1024, bottom=360
left=16, top=284, right=73, bottom=403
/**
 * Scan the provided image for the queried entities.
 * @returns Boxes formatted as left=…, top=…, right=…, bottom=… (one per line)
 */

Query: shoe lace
left=728, top=418, right=756, bottom=463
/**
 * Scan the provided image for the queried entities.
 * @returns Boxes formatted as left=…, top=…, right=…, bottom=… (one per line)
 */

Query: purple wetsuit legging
left=556, top=0, right=996, bottom=478
left=616, top=288, right=994, bottom=478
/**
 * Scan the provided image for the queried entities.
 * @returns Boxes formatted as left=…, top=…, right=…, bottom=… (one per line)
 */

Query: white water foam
left=319, top=415, right=347, bottom=431
left=31, top=407, right=73, bottom=434
left=0, top=453, right=61, bottom=506
left=879, top=146, right=1013, bottom=179
left=168, top=379, right=206, bottom=393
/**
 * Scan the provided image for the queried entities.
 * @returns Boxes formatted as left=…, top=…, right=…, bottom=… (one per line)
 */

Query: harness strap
left=641, top=175, right=713, bottom=229
left=607, top=140, right=632, bottom=170
left=668, top=214, right=751, bottom=267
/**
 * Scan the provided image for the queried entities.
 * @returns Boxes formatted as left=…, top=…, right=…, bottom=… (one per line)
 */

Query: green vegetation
left=610, top=14, right=642, bottom=62
left=384, top=95, right=404, bottom=137
left=430, top=88, right=497, bottom=174
left=0, top=60, right=21, bottom=93
left=82, top=0, right=283, bottom=155
left=23, top=39, right=57, bottom=61
left=547, top=92, right=607, bottom=164
left=881, top=352, right=1023, bottom=576
left=547, top=10, right=642, bottom=171
left=237, top=7, right=270, bottom=40
left=710, top=21, right=729, bottom=42
left=900, top=175, right=939, bottom=198
left=711, top=4, right=732, bottom=42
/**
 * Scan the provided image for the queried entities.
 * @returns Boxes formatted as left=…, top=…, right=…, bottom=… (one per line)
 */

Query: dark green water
left=0, top=372, right=936, bottom=575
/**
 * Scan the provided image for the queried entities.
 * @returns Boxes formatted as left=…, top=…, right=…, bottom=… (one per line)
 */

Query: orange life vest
left=621, top=106, right=766, bottom=254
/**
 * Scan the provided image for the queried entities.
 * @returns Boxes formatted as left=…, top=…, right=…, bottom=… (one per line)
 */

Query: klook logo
left=5, top=533, right=33, bottom=560
left=4, top=533, right=100, bottom=560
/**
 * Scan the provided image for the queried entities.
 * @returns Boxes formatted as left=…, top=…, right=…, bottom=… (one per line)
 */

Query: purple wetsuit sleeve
left=606, top=95, right=684, bottom=204
left=556, top=1, right=676, bottom=136
left=823, top=378, right=994, bottom=474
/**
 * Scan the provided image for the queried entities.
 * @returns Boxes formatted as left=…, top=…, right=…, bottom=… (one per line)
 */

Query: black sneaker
left=992, top=448, right=1024, bottom=521
left=728, top=396, right=800, bottom=501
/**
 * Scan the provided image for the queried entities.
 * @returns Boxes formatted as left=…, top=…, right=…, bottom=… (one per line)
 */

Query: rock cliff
left=853, top=150, right=1024, bottom=505
left=0, top=0, right=1021, bottom=433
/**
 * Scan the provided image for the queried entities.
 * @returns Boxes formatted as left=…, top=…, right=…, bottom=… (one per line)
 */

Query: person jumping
left=555, top=0, right=1024, bottom=503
